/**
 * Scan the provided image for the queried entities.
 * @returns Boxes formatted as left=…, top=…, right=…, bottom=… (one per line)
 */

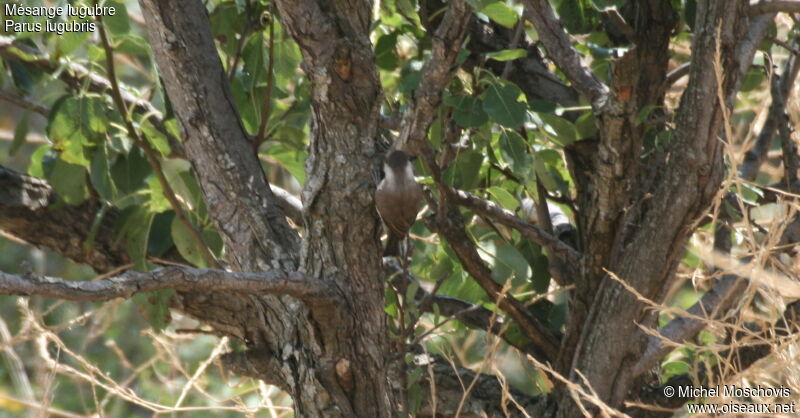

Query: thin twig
left=0, top=90, right=48, bottom=116
left=769, top=35, right=800, bottom=56
left=255, top=6, right=276, bottom=150
left=521, top=0, right=609, bottom=104
left=748, top=0, right=800, bottom=16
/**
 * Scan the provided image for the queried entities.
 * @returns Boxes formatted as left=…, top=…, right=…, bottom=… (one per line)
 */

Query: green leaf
left=125, top=207, right=155, bottom=271
left=58, top=30, right=90, bottom=56
left=133, top=290, right=174, bottom=332
left=480, top=2, right=519, bottom=29
left=684, top=0, right=697, bottom=31
left=110, top=148, right=151, bottom=196
left=242, top=32, right=266, bottom=90
left=575, top=110, right=598, bottom=139
left=739, top=182, right=764, bottom=206
left=487, top=186, right=518, bottom=211
left=493, top=243, right=531, bottom=284
left=486, top=48, right=527, bottom=62
left=408, top=375, right=424, bottom=415
left=445, top=150, right=484, bottom=190
left=115, top=34, right=152, bottom=57
left=273, top=26, right=303, bottom=86
left=104, top=1, right=131, bottom=35
left=90, top=142, right=117, bottom=201
left=538, top=113, right=578, bottom=146
left=171, top=216, right=209, bottom=267
left=444, top=94, right=489, bottom=128
left=375, top=32, right=400, bottom=70
left=483, top=82, right=527, bottom=128
left=47, top=95, right=109, bottom=167
left=498, top=130, right=532, bottom=178
left=399, top=68, right=422, bottom=95
left=556, top=0, right=594, bottom=34
left=10, top=110, right=30, bottom=156
left=534, top=156, right=558, bottom=192
left=48, top=157, right=88, bottom=205
left=635, top=104, right=660, bottom=125
left=28, top=145, right=52, bottom=178
left=148, top=212, right=175, bottom=257
left=7, top=60, right=33, bottom=95
left=518, top=240, right=550, bottom=292
left=203, top=228, right=224, bottom=257
left=230, top=76, right=258, bottom=134
left=740, top=66, right=766, bottom=92
left=140, top=118, right=171, bottom=157
left=405, top=279, right=420, bottom=312
left=661, top=360, right=691, bottom=380
left=145, top=177, right=172, bottom=213
left=210, top=2, right=246, bottom=57
left=267, top=144, right=307, bottom=184
left=430, top=258, right=454, bottom=282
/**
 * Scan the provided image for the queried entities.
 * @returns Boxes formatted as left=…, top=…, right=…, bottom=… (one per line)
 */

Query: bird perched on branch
left=375, top=150, right=423, bottom=257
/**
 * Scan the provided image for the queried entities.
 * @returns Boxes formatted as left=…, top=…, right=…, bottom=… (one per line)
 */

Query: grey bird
left=375, top=150, right=423, bottom=256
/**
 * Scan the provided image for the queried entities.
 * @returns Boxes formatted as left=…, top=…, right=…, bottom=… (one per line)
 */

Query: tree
left=1, top=0, right=799, bottom=416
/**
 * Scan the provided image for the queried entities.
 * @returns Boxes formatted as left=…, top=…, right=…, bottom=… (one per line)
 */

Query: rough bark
left=138, top=0, right=394, bottom=416
left=554, top=2, right=750, bottom=416
left=1, top=0, right=798, bottom=416
left=0, top=167, right=127, bottom=272
left=272, top=0, right=398, bottom=414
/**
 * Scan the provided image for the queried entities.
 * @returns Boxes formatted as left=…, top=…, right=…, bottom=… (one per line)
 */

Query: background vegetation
left=0, top=0, right=799, bottom=416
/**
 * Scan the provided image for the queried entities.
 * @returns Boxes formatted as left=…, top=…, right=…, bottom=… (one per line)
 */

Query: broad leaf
left=483, top=82, right=527, bottom=128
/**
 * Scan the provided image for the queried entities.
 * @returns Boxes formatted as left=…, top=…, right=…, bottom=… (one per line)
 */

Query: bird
left=375, top=150, right=423, bottom=256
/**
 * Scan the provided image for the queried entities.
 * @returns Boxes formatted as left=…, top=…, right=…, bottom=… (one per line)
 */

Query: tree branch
left=0, top=267, right=333, bottom=304
left=521, top=0, right=609, bottom=105
left=269, top=184, right=303, bottom=224
left=0, top=166, right=128, bottom=273
left=740, top=42, right=800, bottom=181
left=384, top=261, right=549, bottom=356
left=749, top=0, right=800, bottom=16
left=450, top=189, right=581, bottom=284
left=631, top=273, right=745, bottom=377
left=428, top=205, right=560, bottom=362
left=139, top=0, right=300, bottom=272
left=0, top=166, right=302, bottom=271
left=0, top=90, right=49, bottom=116
left=464, top=18, right=580, bottom=111
left=399, top=0, right=472, bottom=152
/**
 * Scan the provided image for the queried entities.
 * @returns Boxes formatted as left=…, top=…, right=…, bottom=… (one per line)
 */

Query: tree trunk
left=139, top=1, right=395, bottom=416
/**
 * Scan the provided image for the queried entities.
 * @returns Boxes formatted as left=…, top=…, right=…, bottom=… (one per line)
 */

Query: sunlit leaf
left=486, top=48, right=526, bottom=62
left=480, top=2, right=519, bottom=29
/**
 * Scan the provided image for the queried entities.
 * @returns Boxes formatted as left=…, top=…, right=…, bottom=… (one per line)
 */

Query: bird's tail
left=383, top=232, right=403, bottom=257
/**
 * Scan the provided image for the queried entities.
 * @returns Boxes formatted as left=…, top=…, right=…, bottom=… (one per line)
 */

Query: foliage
left=0, top=0, right=798, bottom=415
